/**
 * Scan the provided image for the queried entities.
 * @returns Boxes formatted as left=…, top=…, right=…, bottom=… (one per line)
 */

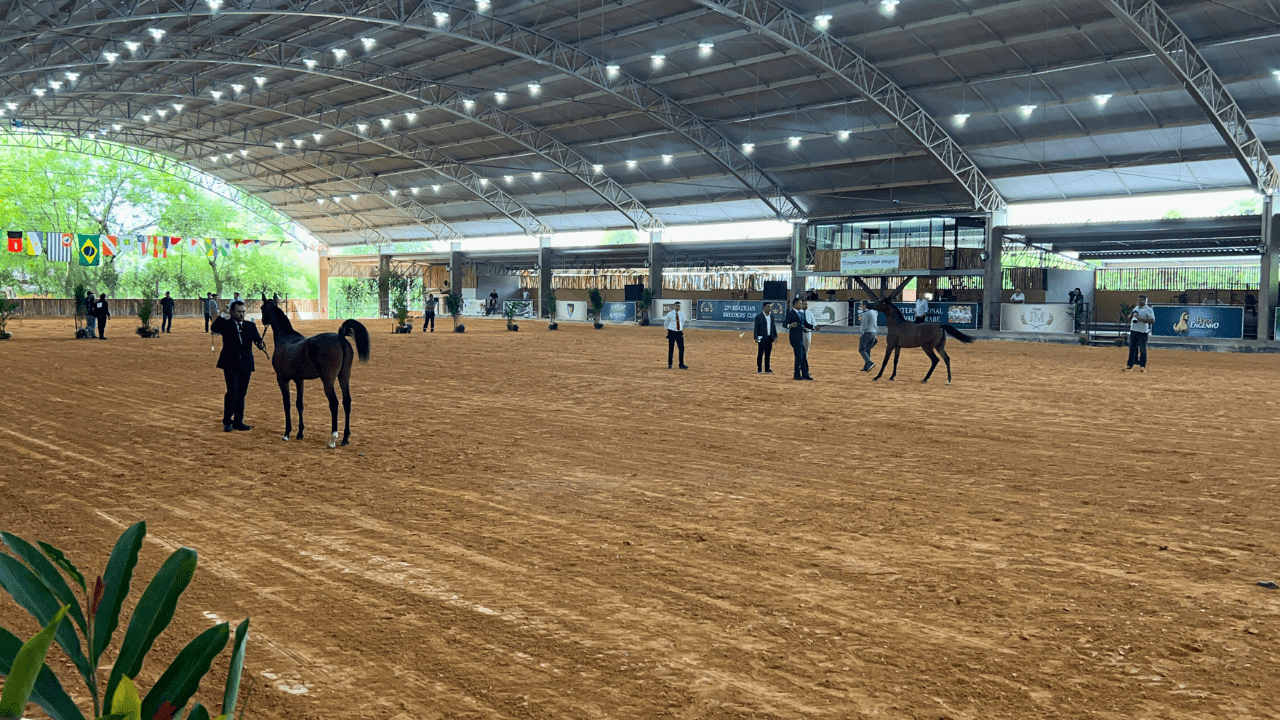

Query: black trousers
left=790, top=337, right=809, bottom=378
left=204, top=314, right=211, bottom=332
left=162, top=312, right=173, bottom=333
left=756, top=339, right=773, bottom=371
left=423, top=311, right=435, bottom=331
left=96, top=316, right=108, bottom=339
left=859, top=332, right=877, bottom=366
left=222, top=368, right=252, bottom=425
left=667, top=330, right=685, bottom=367
left=1127, top=330, right=1149, bottom=368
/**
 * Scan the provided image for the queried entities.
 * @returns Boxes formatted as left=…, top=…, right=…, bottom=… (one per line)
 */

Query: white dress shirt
left=664, top=310, right=686, bottom=331
left=1130, top=304, right=1155, bottom=333
left=915, top=297, right=928, bottom=318
left=803, top=308, right=815, bottom=333
left=1010, top=291, right=1026, bottom=303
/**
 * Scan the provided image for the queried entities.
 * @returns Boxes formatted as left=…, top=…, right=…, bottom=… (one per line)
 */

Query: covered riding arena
left=5, top=0, right=1280, bottom=717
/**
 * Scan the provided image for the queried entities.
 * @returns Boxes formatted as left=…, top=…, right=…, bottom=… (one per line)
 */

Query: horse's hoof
left=328, top=432, right=339, bottom=449
left=921, top=379, right=928, bottom=384
left=341, top=439, right=350, bottom=447
left=871, top=377, right=879, bottom=382
left=296, top=433, right=304, bottom=440
left=946, top=381, right=952, bottom=385
left=281, top=436, right=289, bottom=442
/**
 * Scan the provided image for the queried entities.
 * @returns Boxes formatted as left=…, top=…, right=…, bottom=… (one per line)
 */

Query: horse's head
left=260, top=293, right=279, bottom=326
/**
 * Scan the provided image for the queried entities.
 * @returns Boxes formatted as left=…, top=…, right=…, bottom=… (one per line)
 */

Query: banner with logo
left=1000, top=303, right=1075, bottom=333
left=1151, top=304, right=1242, bottom=339
left=805, top=301, right=848, bottom=328
left=651, top=298, right=692, bottom=324
left=886, top=302, right=980, bottom=329
left=694, top=299, right=771, bottom=322
left=462, top=298, right=487, bottom=316
left=502, top=300, right=537, bottom=319
left=840, top=250, right=899, bottom=275
left=556, top=299, right=588, bottom=321
left=601, top=302, right=636, bottom=323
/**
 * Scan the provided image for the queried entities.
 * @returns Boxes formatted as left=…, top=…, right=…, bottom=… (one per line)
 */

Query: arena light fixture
left=494, top=91, right=507, bottom=102
left=48, top=80, right=62, bottom=90
left=432, top=184, right=441, bottom=192
left=360, top=37, right=376, bottom=50
left=389, top=188, right=399, bottom=196
left=210, top=89, right=223, bottom=99
left=65, top=72, right=79, bottom=81
left=880, top=0, right=899, bottom=11
left=741, top=142, right=754, bottom=153
left=462, top=98, right=475, bottom=110
left=350, top=194, right=358, bottom=201
left=1273, top=70, right=1280, bottom=81
left=208, top=0, right=223, bottom=9
left=837, top=130, right=850, bottom=141
left=1019, top=104, right=1037, bottom=117
left=626, top=159, right=637, bottom=168
left=433, top=11, right=450, bottom=25
left=332, top=48, right=347, bottom=60
left=410, top=186, right=420, bottom=194
left=141, top=114, right=152, bottom=122
left=954, top=113, right=970, bottom=125
left=104, top=51, right=119, bottom=63
left=592, top=163, right=604, bottom=173
left=814, top=14, right=832, bottom=28
left=32, top=88, right=46, bottom=97
left=477, top=0, right=490, bottom=9
left=379, top=117, right=392, bottom=128
left=223, top=153, right=233, bottom=160
left=239, top=148, right=249, bottom=156
left=274, top=141, right=284, bottom=149
left=209, top=155, right=217, bottom=162
left=528, top=82, right=541, bottom=96
left=155, top=108, right=167, bottom=118
left=698, top=41, right=714, bottom=56
left=605, top=64, right=620, bottom=77
left=124, top=41, right=140, bottom=53
left=231, top=83, right=245, bottom=94
left=254, top=76, right=267, bottom=87
left=148, top=28, right=165, bottom=40
left=312, top=133, right=323, bottom=142
left=503, top=174, right=514, bottom=183
left=788, top=136, right=802, bottom=147
left=112, top=123, right=122, bottom=131
left=316, top=197, right=324, bottom=204
left=293, top=137, right=304, bottom=146
left=651, top=53, right=665, bottom=68
left=302, top=58, right=318, bottom=69
left=356, top=122, right=368, bottom=133
left=661, top=154, right=672, bottom=164
left=1094, top=93, right=1112, bottom=106
left=172, top=103, right=184, bottom=112
left=405, top=111, right=417, bottom=122
left=532, top=171, right=542, bottom=180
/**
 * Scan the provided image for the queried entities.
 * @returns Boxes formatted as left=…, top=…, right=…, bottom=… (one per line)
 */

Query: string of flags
left=6, top=231, right=266, bottom=266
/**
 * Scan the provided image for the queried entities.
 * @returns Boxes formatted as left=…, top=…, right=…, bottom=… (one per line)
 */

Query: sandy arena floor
left=1, top=315, right=1278, bottom=719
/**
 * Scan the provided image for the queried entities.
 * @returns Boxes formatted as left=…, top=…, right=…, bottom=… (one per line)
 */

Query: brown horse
left=871, top=298, right=974, bottom=384
left=260, top=296, right=370, bottom=447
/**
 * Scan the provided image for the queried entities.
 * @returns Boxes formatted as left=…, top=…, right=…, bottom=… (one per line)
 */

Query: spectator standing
left=160, top=291, right=175, bottom=333
left=858, top=300, right=878, bottom=372
left=84, top=291, right=97, bottom=338
left=915, top=293, right=930, bottom=323
left=784, top=297, right=813, bottom=380
left=753, top=302, right=777, bottom=374
left=664, top=301, right=689, bottom=369
left=93, top=293, right=110, bottom=340
left=423, top=293, right=438, bottom=332
left=204, top=293, right=219, bottom=332
left=1124, top=294, right=1155, bottom=373
left=487, top=289, right=499, bottom=316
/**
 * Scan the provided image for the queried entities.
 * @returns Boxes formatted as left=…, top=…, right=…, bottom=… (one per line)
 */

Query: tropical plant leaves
left=106, top=547, right=197, bottom=712
left=93, top=521, right=145, bottom=664
left=36, top=541, right=86, bottom=593
left=109, top=675, right=141, bottom=720
left=221, top=618, right=249, bottom=716
left=0, top=606, right=79, bottom=720
left=2, top=532, right=90, bottom=638
left=0, top=554, right=95, bottom=696
left=0, top=625, right=86, bottom=720
left=139, top=623, right=230, bottom=720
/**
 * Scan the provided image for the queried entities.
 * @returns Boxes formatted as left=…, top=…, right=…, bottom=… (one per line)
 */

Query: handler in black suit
left=784, top=297, right=813, bottom=381
left=93, top=293, right=110, bottom=340
left=753, top=302, right=778, bottom=374
left=211, top=300, right=265, bottom=432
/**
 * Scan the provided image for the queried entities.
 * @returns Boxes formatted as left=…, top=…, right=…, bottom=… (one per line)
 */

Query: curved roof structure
left=5, top=0, right=1280, bottom=247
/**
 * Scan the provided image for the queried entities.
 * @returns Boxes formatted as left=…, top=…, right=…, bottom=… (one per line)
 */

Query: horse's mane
left=262, top=301, right=300, bottom=337
left=879, top=300, right=905, bottom=322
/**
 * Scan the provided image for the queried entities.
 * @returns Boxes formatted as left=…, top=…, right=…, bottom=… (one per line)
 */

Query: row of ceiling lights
left=951, top=93, right=1117, bottom=126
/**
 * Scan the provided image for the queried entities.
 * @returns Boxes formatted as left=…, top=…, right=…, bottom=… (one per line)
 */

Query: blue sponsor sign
left=1151, top=304, right=1242, bottom=339
left=696, top=299, right=785, bottom=322
left=602, top=302, right=636, bottom=323
left=884, top=302, right=979, bottom=329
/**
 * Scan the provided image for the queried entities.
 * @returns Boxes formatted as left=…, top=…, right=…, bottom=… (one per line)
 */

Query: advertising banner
left=462, top=298, right=487, bottom=316
left=886, top=302, right=979, bottom=329
left=695, top=299, right=776, bottom=322
left=502, top=300, right=537, bottom=319
left=840, top=250, right=899, bottom=275
left=1151, top=304, right=1242, bottom=339
left=652, top=298, right=693, bottom=323
left=602, top=302, right=636, bottom=323
left=556, top=299, right=589, bottom=321
left=805, top=301, right=848, bottom=328
left=1000, top=303, right=1075, bottom=334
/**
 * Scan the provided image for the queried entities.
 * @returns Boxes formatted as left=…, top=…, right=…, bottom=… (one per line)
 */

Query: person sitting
left=1010, top=287, right=1026, bottom=303
left=806, top=289, right=819, bottom=301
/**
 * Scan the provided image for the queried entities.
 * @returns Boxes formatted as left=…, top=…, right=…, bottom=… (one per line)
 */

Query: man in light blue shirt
left=1125, top=294, right=1156, bottom=372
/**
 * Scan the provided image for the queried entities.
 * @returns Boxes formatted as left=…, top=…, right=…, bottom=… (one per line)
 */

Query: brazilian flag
left=77, top=234, right=101, bottom=267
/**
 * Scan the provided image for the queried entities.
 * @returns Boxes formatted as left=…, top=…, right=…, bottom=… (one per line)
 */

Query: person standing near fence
left=423, top=293, right=438, bottom=332
left=204, top=293, right=218, bottom=332
left=785, top=297, right=813, bottom=381
left=160, top=291, right=175, bottom=333
left=664, top=301, right=689, bottom=369
left=915, top=293, right=930, bottom=323
left=92, top=293, right=110, bottom=340
left=753, top=302, right=777, bottom=374
left=858, top=299, right=878, bottom=372
left=211, top=300, right=265, bottom=432
left=1124, top=294, right=1155, bottom=373
left=84, top=291, right=97, bottom=338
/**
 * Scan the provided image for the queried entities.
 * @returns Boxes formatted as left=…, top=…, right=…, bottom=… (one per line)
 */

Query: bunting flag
left=43, top=232, right=70, bottom=262
left=23, top=232, right=41, bottom=256
left=149, top=236, right=168, bottom=258
left=101, top=235, right=118, bottom=257
left=169, top=236, right=182, bottom=247
left=77, top=234, right=101, bottom=266
left=7, top=231, right=23, bottom=253
left=203, top=237, right=217, bottom=258
left=134, top=235, right=148, bottom=256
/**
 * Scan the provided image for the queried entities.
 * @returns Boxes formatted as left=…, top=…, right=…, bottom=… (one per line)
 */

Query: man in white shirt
left=802, top=300, right=816, bottom=353
left=1010, top=288, right=1026, bottom=303
left=1125, top=294, right=1156, bottom=372
left=915, top=293, right=931, bottom=323
left=664, top=302, right=689, bottom=369
left=858, top=299, right=878, bottom=372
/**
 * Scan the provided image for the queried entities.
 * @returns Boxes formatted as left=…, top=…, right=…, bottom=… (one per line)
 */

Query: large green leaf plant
left=0, top=522, right=249, bottom=720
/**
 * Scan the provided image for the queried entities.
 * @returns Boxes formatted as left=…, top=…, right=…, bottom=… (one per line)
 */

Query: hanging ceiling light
left=379, top=117, right=392, bottom=128
left=433, top=11, right=450, bottom=25
left=302, top=58, right=318, bottom=69
left=741, top=142, right=754, bottom=153
left=312, top=132, right=323, bottom=142
left=356, top=122, right=369, bottom=133
left=432, top=184, right=441, bottom=192
left=532, top=171, right=542, bottom=180
left=954, top=113, right=970, bottom=125
left=788, top=136, right=802, bottom=147
left=494, top=91, right=507, bottom=102
left=405, top=111, right=417, bottom=122
left=837, top=130, right=850, bottom=141
left=65, top=72, right=79, bottom=81
left=1094, top=93, right=1113, bottom=106
left=208, top=0, right=223, bottom=9
left=626, top=160, right=637, bottom=168
left=360, top=37, right=376, bottom=50
left=230, top=83, right=244, bottom=94
left=698, top=41, right=714, bottom=56
left=605, top=64, right=620, bottom=77
left=814, top=14, right=832, bottom=28
left=650, top=53, right=665, bottom=68
left=661, top=154, right=673, bottom=164
left=148, top=28, right=165, bottom=40
left=253, top=76, right=267, bottom=87
left=124, top=41, right=140, bottom=53
left=1019, top=104, right=1037, bottom=117
left=332, top=48, right=347, bottom=60
left=104, top=51, right=119, bottom=63
left=880, top=0, right=899, bottom=12
left=210, top=89, right=223, bottom=99
left=527, top=82, right=541, bottom=96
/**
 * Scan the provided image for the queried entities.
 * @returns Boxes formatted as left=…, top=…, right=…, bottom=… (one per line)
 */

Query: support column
left=377, top=253, right=391, bottom=317
left=983, top=222, right=1004, bottom=331
left=538, top=236, right=554, bottom=317
left=449, top=242, right=463, bottom=298
left=1260, top=196, right=1277, bottom=341
left=648, top=230, right=664, bottom=298
left=317, top=247, right=330, bottom=319
left=789, top=223, right=803, bottom=300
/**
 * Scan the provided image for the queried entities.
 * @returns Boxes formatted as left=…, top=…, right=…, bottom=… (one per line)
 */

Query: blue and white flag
left=43, top=231, right=72, bottom=263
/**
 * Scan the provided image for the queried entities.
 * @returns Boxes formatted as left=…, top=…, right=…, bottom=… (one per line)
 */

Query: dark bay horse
left=259, top=297, right=370, bottom=447
left=871, top=298, right=974, bottom=384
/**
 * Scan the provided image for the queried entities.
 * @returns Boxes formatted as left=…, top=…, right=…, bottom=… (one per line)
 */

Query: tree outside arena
left=0, top=139, right=317, bottom=300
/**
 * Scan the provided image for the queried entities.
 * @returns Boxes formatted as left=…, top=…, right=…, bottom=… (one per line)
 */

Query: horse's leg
left=890, top=347, right=901, bottom=380
left=339, top=368, right=353, bottom=447
left=294, top=379, right=305, bottom=440
left=922, top=345, right=940, bottom=383
left=323, top=374, right=340, bottom=449
left=872, top=341, right=893, bottom=381
left=939, top=345, right=953, bottom=384
left=277, top=377, right=292, bottom=442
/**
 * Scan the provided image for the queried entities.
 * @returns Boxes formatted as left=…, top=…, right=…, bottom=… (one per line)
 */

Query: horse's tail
left=339, top=319, right=371, bottom=363
left=941, top=325, right=976, bottom=344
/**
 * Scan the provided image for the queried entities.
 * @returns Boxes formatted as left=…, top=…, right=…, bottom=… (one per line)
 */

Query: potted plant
left=135, top=289, right=160, bottom=338
left=589, top=288, right=604, bottom=329
left=0, top=296, right=17, bottom=340
left=545, top=290, right=558, bottom=330
left=445, top=291, right=465, bottom=333
left=504, top=302, right=520, bottom=331
left=391, top=290, right=412, bottom=333
left=638, top=287, right=653, bottom=326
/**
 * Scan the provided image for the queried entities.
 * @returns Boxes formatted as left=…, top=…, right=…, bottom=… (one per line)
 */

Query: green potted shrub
left=445, top=291, right=465, bottom=333
left=589, top=288, right=604, bottom=329
left=638, top=287, right=653, bottom=326
left=504, top=303, right=519, bottom=331
left=544, top=290, right=558, bottom=330
left=135, top=289, right=160, bottom=338
left=391, top=290, right=412, bottom=334
left=0, top=296, right=17, bottom=340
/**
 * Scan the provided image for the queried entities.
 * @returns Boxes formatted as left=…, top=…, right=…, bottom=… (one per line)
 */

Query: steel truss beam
left=0, top=126, right=331, bottom=246
left=0, top=1, right=802, bottom=219
left=690, top=0, right=1006, bottom=214
left=1100, top=0, right=1280, bottom=195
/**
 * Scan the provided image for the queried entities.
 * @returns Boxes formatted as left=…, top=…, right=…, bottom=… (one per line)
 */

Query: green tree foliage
left=0, top=140, right=317, bottom=300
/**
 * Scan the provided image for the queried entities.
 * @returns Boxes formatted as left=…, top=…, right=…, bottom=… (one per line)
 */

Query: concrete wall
left=1046, top=269, right=1095, bottom=307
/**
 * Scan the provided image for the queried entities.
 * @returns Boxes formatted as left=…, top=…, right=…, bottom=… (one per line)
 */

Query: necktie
left=676, top=313, right=681, bottom=331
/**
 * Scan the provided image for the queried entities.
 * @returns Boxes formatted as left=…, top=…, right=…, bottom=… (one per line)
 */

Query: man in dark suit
left=211, top=300, right=265, bottom=432
left=784, top=297, right=813, bottom=381
left=753, top=302, right=777, bottom=374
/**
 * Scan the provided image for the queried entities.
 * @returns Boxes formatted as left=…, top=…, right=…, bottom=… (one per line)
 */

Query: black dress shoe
left=679, top=364, right=689, bottom=369
left=232, top=423, right=253, bottom=431
left=223, top=424, right=233, bottom=432
left=803, top=376, right=814, bottom=381
left=765, top=369, right=773, bottom=373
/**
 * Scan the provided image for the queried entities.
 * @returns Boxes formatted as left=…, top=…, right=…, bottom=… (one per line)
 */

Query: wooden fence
left=11, top=297, right=320, bottom=317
